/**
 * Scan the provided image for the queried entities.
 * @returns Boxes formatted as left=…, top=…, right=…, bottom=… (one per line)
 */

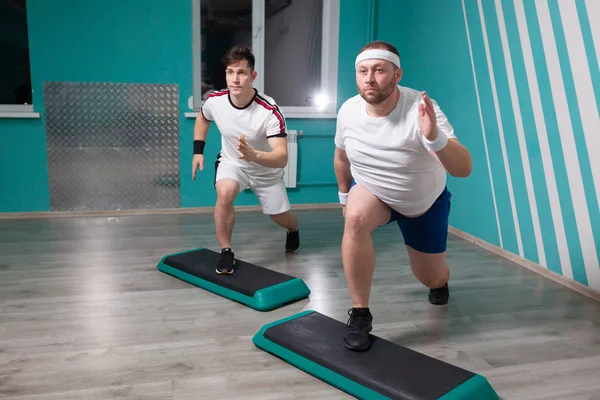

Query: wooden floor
left=1, top=208, right=600, bottom=400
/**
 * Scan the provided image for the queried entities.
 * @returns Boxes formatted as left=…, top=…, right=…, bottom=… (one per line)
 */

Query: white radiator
left=283, top=130, right=298, bottom=188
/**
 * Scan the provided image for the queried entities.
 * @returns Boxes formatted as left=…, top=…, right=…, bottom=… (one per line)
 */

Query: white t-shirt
left=201, top=88, right=287, bottom=178
left=334, top=85, right=456, bottom=217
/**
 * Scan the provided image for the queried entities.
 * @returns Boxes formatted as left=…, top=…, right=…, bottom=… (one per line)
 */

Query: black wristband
left=194, top=140, right=206, bottom=155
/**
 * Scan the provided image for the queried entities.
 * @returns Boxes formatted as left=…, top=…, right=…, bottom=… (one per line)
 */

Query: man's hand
left=238, top=134, right=259, bottom=162
left=192, top=154, right=204, bottom=180
left=418, top=91, right=438, bottom=141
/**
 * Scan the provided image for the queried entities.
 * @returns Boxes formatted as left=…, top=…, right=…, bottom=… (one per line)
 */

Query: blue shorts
left=351, top=183, right=452, bottom=254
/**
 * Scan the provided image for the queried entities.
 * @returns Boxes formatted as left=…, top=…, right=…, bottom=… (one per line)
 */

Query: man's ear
left=395, top=67, right=403, bottom=84
left=251, top=70, right=258, bottom=83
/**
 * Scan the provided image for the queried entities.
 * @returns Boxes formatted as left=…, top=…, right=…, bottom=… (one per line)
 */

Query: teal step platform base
left=253, top=310, right=499, bottom=399
left=157, top=248, right=310, bottom=311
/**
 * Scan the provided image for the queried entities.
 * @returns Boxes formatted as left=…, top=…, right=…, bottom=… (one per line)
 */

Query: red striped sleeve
left=207, top=89, right=228, bottom=98
left=253, top=96, right=285, bottom=135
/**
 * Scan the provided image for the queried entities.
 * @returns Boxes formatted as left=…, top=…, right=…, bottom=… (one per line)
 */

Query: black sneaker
left=216, top=248, right=235, bottom=275
left=285, top=230, right=300, bottom=253
left=343, top=308, right=373, bottom=351
left=428, top=283, right=449, bottom=305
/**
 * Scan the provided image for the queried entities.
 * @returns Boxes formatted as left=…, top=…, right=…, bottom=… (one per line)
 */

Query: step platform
left=253, top=310, right=498, bottom=400
left=157, top=248, right=310, bottom=311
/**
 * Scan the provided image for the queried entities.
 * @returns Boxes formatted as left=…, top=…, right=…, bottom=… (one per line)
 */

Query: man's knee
left=216, top=179, right=239, bottom=205
left=345, top=184, right=390, bottom=231
left=345, top=209, right=376, bottom=236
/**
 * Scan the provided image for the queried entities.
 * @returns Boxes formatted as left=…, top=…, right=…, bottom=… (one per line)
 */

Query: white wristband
left=338, top=191, right=348, bottom=205
left=422, top=131, right=448, bottom=152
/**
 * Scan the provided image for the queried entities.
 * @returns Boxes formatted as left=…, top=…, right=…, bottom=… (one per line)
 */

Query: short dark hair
left=222, top=45, right=255, bottom=70
left=359, top=40, right=400, bottom=57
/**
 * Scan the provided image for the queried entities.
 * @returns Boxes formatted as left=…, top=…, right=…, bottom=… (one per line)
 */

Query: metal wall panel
left=44, top=82, right=180, bottom=211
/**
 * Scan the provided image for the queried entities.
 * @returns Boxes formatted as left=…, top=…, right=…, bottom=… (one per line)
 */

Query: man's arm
left=192, top=112, right=210, bottom=180
left=194, top=111, right=210, bottom=142
left=334, top=147, right=352, bottom=194
left=239, top=106, right=288, bottom=168
left=333, top=108, right=352, bottom=197
left=429, top=138, right=472, bottom=178
left=419, top=93, right=472, bottom=178
left=254, top=136, right=288, bottom=168
left=237, top=134, right=288, bottom=168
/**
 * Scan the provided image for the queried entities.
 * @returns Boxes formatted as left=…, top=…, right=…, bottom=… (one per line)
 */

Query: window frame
left=0, top=104, right=39, bottom=119
left=190, top=0, right=340, bottom=118
left=0, top=104, right=33, bottom=112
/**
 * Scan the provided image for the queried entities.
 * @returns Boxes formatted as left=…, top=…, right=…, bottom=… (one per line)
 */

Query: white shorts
left=215, top=158, right=291, bottom=215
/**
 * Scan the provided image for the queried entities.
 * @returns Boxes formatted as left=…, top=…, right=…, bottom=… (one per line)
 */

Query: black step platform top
left=264, top=311, right=475, bottom=400
left=163, top=248, right=295, bottom=297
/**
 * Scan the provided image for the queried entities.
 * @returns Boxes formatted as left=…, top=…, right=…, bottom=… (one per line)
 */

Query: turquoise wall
left=0, top=118, right=49, bottom=212
left=0, top=0, right=371, bottom=212
left=376, top=0, right=600, bottom=291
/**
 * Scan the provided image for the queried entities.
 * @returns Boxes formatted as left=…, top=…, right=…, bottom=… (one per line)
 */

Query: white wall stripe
left=584, top=0, right=600, bottom=73
left=559, top=0, right=600, bottom=205
left=557, top=0, right=600, bottom=289
left=477, top=0, right=524, bottom=256
left=461, top=0, right=503, bottom=248
left=494, top=0, right=546, bottom=267
left=535, top=0, right=599, bottom=287
left=512, top=0, right=572, bottom=278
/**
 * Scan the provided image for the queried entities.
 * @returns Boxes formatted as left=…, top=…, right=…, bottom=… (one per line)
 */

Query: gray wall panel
left=44, top=82, right=180, bottom=211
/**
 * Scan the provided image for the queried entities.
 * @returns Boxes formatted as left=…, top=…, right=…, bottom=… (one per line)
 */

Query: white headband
left=355, top=49, right=401, bottom=69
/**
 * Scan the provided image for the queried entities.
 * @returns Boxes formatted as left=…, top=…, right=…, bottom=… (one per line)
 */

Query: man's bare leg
left=406, top=246, right=450, bottom=304
left=270, top=210, right=300, bottom=253
left=214, top=178, right=239, bottom=248
left=270, top=210, right=298, bottom=231
left=342, top=185, right=390, bottom=307
left=214, top=178, right=239, bottom=274
left=342, top=184, right=390, bottom=351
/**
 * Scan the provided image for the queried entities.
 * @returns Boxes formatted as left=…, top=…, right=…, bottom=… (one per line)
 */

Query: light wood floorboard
left=1, top=209, right=599, bottom=399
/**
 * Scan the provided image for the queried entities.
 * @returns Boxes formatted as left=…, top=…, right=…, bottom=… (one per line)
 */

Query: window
left=191, top=0, right=339, bottom=117
left=0, top=0, right=34, bottom=115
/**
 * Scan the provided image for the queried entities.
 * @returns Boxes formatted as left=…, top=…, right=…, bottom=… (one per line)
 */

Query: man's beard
left=358, top=79, right=396, bottom=105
